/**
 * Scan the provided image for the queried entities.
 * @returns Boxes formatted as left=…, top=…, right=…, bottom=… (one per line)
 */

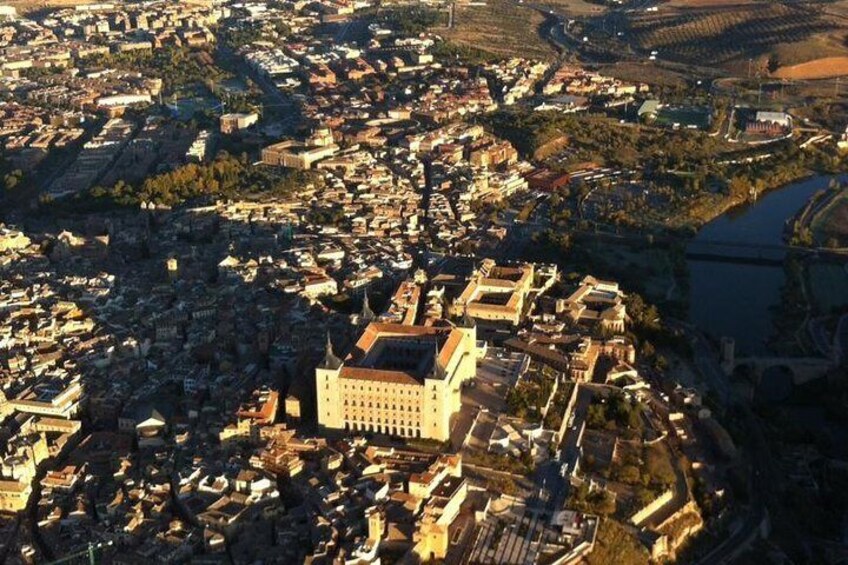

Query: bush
left=486, top=476, right=518, bottom=496
left=431, top=41, right=496, bottom=64
left=506, top=370, right=554, bottom=423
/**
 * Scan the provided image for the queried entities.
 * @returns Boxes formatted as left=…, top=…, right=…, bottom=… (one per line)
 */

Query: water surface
left=688, top=174, right=847, bottom=355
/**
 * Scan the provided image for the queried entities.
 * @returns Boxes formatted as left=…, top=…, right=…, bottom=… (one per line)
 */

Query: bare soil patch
left=774, top=57, right=848, bottom=79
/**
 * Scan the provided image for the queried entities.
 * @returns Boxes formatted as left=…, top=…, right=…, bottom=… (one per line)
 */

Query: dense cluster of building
left=0, top=0, right=739, bottom=563
left=0, top=197, right=725, bottom=563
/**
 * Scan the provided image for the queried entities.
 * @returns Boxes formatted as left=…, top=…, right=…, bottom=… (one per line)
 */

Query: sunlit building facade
left=316, top=322, right=477, bottom=441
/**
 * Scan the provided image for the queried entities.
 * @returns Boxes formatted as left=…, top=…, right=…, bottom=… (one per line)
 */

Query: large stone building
left=261, top=126, right=339, bottom=170
left=450, top=260, right=535, bottom=326
left=219, top=112, right=259, bottom=134
left=558, top=275, right=627, bottom=334
left=316, top=322, right=477, bottom=441
left=261, top=139, right=339, bottom=170
left=9, top=375, right=83, bottom=419
left=0, top=480, right=31, bottom=512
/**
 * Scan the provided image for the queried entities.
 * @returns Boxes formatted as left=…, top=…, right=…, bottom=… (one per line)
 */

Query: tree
left=587, top=403, right=607, bottom=429
left=728, top=175, right=752, bottom=201
left=381, top=7, right=444, bottom=35
left=635, top=486, right=655, bottom=507
left=85, top=153, right=318, bottom=208
left=589, top=490, right=616, bottom=516
left=586, top=519, right=651, bottom=565
left=616, top=464, right=641, bottom=485
left=3, top=169, right=23, bottom=190
left=643, top=446, right=676, bottom=487
left=626, top=405, right=643, bottom=431
left=625, top=293, right=660, bottom=332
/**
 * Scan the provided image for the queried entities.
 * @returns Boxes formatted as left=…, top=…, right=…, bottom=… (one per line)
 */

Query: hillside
left=774, top=57, right=848, bottom=80
left=616, top=1, right=848, bottom=73
left=442, top=0, right=558, bottom=61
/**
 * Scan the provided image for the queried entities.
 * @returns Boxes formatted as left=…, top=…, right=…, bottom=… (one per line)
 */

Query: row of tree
left=84, top=46, right=229, bottom=95
left=88, top=152, right=316, bottom=207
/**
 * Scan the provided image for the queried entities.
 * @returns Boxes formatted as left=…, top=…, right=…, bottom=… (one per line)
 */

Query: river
left=687, top=174, right=848, bottom=355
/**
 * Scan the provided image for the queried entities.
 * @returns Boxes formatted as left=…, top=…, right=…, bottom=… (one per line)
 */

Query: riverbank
left=678, top=168, right=822, bottom=233
left=688, top=174, right=848, bottom=356
left=790, top=180, right=848, bottom=249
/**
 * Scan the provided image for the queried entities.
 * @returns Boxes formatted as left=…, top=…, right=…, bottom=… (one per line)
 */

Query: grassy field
left=618, top=2, right=848, bottom=72
left=444, top=0, right=558, bottom=61
left=656, top=105, right=711, bottom=129
left=769, top=29, right=848, bottom=68
left=597, top=61, right=688, bottom=88
left=823, top=0, right=848, bottom=18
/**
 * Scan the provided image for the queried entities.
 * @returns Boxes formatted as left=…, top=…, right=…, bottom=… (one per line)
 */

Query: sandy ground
left=774, top=57, right=848, bottom=80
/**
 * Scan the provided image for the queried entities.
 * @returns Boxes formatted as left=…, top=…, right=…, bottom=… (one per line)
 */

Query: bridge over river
left=731, top=356, right=835, bottom=386
left=685, top=238, right=816, bottom=266
left=511, top=221, right=845, bottom=266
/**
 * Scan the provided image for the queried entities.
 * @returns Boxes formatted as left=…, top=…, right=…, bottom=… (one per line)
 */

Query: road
left=542, top=384, right=593, bottom=510
left=335, top=20, right=353, bottom=43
